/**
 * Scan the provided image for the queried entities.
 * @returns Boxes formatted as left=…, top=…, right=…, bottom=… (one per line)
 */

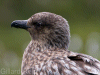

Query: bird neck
left=26, top=39, right=69, bottom=53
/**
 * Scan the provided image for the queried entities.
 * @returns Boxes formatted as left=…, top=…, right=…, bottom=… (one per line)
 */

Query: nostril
left=14, top=23, right=17, bottom=25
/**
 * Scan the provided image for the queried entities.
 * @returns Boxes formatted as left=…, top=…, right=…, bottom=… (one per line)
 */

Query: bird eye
left=33, top=22, right=42, bottom=27
left=36, top=22, right=42, bottom=27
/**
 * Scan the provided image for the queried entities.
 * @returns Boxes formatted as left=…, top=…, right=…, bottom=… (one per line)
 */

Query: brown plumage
left=11, top=12, right=100, bottom=75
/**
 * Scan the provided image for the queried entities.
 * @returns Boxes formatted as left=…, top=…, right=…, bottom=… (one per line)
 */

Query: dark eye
left=37, top=22, right=42, bottom=27
left=33, top=22, right=42, bottom=27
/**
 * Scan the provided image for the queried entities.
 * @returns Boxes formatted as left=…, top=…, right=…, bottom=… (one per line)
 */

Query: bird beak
left=11, top=20, right=31, bottom=29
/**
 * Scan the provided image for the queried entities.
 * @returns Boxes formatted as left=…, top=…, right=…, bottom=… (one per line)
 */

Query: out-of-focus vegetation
left=0, top=0, right=100, bottom=75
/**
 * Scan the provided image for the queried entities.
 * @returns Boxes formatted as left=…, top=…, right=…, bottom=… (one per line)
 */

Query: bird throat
left=25, top=38, right=69, bottom=53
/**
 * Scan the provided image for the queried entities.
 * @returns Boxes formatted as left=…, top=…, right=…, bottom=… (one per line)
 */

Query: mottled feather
left=21, top=41, right=100, bottom=75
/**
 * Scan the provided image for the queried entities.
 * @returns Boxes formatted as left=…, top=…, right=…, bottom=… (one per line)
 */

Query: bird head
left=11, top=12, right=70, bottom=49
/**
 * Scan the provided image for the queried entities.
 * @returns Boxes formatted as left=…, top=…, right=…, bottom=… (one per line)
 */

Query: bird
left=11, top=12, right=100, bottom=75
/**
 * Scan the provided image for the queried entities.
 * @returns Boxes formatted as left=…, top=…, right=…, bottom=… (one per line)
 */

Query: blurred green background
left=0, top=0, right=100, bottom=75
